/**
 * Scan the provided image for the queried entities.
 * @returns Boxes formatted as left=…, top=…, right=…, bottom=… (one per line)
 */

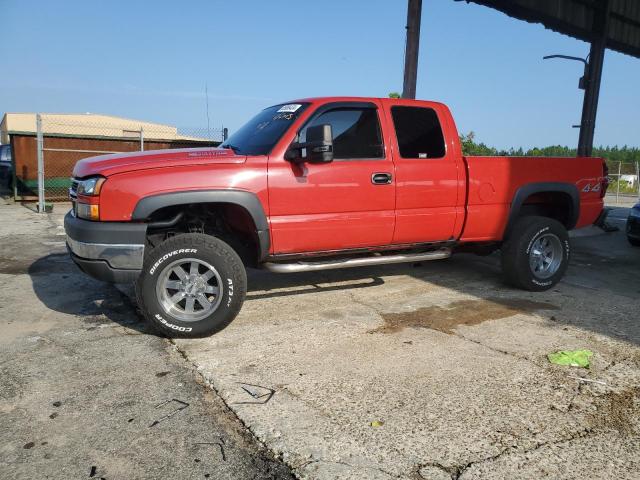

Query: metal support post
left=616, top=161, right=621, bottom=205
left=402, top=0, right=422, bottom=99
left=36, top=114, right=45, bottom=213
left=140, top=128, right=144, bottom=151
left=636, top=161, right=640, bottom=200
left=577, top=0, right=611, bottom=157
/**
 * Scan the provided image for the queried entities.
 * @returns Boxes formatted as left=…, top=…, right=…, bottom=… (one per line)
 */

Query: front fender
left=132, top=190, right=270, bottom=261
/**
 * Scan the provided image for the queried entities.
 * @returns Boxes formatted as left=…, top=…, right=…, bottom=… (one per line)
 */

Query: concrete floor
left=0, top=198, right=294, bottom=480
left=1, top=197, right=639, bottom=480
left=172, top=204, right=639, bottom=480
left=604, top=193, right=639, bottom=209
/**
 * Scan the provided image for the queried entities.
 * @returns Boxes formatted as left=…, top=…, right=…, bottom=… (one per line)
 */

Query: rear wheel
left=501, top=216, right=570, bottom=291
left=135, top=233, right=247, bottom=337
left=628, top=236, right=640, bottom=247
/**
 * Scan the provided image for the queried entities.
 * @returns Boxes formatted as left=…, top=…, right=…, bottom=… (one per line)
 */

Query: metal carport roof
left=447, top=0, right=640, bottom=156
left=402, top=1, right=639, bottom=154
left=465, top=0, right=640, bottom=59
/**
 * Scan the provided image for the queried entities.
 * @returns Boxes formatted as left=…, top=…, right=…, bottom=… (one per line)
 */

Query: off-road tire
left=501, top=216, right=570, bottom=291
left=135, top=233, right=247, bottom=338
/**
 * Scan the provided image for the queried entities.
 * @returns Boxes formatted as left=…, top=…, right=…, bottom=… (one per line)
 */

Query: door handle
left=371, top=172, right=392, bottom=185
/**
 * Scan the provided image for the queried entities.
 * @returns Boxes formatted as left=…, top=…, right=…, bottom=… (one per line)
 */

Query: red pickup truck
left=65, top=97, right=607, bottom=337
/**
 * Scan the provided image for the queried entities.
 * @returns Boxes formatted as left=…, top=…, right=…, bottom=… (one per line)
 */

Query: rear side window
left=391, top=106, right=445, bottom=159
left=300, top=107, right=384, bottom=160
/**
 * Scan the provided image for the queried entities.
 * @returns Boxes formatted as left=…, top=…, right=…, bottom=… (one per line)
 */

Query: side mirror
left=285, top=124, right=334, bottom=163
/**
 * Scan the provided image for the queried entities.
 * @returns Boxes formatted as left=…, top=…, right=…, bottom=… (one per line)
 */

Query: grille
left=69, top=179, right=79, bottom=199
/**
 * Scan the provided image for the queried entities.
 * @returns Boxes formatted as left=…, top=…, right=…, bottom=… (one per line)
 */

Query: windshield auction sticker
left=277, top=104, right=302, bottom=113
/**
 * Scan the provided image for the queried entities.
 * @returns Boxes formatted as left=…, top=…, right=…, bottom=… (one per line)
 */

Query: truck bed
left=460, top=156, right=605, bottom=242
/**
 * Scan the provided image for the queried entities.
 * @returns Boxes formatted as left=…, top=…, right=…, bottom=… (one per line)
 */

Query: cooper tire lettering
left=154, top=313, right=193, bottom=332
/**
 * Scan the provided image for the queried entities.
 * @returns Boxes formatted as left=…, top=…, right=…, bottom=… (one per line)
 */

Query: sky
left=1, top=0, right=639, bottom=149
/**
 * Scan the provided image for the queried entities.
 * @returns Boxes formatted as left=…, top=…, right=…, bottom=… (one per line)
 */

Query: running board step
left=263, top=248, right=452, bottom=273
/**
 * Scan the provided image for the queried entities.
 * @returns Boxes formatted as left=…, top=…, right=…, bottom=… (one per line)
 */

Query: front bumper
left=64, top=211, right=147, bottom=283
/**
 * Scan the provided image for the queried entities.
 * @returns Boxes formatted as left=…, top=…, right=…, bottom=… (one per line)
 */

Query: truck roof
left=284, top=96, right=447, bottom=108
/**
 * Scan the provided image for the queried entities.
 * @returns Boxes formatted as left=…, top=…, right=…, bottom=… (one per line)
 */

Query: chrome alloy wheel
left=528, top=233, right=563, bottom=280
left=155, top=258, right=223, bottom=322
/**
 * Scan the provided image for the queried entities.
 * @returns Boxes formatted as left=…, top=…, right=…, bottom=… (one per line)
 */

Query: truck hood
left=73, top=147, right=246, bottom=178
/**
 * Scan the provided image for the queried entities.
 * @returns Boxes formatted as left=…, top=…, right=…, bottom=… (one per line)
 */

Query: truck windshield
left=220, top=103, right=309, bottom=156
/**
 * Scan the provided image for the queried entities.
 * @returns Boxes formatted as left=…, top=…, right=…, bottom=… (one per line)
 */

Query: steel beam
left=578, top=0, right=611, bottom=157
left=402, top=0, right=422, bottom=99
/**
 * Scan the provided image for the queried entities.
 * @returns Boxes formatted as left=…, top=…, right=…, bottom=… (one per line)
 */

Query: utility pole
left=402, top=0, right=422, bottom=99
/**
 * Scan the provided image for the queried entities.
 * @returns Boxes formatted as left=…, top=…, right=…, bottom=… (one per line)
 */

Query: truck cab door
left=383, top=102, right=464, bottom=244
left=268, top=101, right=396, bottom=254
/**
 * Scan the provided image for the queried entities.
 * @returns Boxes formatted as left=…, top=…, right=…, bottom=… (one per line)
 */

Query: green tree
left=458, top=132, right=640, bottom=166
left=388, top=92, right=401, bottom=99
left=459, top=132, right=500, bottom=156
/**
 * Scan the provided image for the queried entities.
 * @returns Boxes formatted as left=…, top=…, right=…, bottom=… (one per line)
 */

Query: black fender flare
left=505, top=182, right=580, bottom=237
left=132, top=190, right=270, bottom=261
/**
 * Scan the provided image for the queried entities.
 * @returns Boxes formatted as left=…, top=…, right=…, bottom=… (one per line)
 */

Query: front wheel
left=135, top=233, right=247, bottom=337
left=501, top=216, right=570, bottom=291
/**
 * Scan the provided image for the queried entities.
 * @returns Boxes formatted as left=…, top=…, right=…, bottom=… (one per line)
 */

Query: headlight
left=75, top=176, right=105, bottom=220
left=629, top=206, right=640, bottom=219
left=77, top=177, right=105, bottom=196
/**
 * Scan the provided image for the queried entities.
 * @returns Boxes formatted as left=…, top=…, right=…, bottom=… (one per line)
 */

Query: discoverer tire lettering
left=149, top=248, right=198, bottom=275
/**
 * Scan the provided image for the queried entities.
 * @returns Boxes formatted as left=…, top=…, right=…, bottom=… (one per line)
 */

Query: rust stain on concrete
left=371, top=297, right=560, bottom=334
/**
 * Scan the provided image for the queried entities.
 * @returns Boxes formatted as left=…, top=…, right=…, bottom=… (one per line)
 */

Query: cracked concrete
left=0, top=200, right=294, bottom=480
left=170, top=204, right=639, bottom=479
left=4, top=194, right=637, bottom=479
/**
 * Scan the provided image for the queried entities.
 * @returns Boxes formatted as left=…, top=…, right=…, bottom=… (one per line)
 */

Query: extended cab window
left=391, top=106, right=446, bottom=159
left=300, top=107, right=384, bottom=160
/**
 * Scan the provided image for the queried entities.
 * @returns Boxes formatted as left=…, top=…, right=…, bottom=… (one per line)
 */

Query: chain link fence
left=9, top=116, right=638, bottom=210
left=11, top=113, right=225, bottom=209
left=606, top=160, right=640, bottom=204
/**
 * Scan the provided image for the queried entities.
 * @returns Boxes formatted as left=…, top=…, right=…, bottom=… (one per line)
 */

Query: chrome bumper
left=66, top=237, right=144, bottom=270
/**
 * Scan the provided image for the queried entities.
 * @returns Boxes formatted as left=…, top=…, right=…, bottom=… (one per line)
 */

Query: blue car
left=0, top=144, right=11, bottom=188
left=628, top=202, right=640, bottom=246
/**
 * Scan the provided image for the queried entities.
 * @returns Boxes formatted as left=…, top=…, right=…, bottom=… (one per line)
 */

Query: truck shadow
left=245, top=231, right=640, bottom=346
left=245, top=269, right=385, bottom=300
left=27, top=254, right=156, bottom=335
left=27, top=227, right=640, bottom=345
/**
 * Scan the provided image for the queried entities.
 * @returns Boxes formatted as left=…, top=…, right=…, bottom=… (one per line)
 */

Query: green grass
left=608, top=179, right=639, bottom=195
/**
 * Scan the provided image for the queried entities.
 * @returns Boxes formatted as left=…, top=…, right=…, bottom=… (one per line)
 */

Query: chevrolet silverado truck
left=65, top=97, right=607, bottom=337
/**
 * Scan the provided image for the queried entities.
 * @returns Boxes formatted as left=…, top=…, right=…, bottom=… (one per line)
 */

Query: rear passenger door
left=384, top=102, right=463, bottom=244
